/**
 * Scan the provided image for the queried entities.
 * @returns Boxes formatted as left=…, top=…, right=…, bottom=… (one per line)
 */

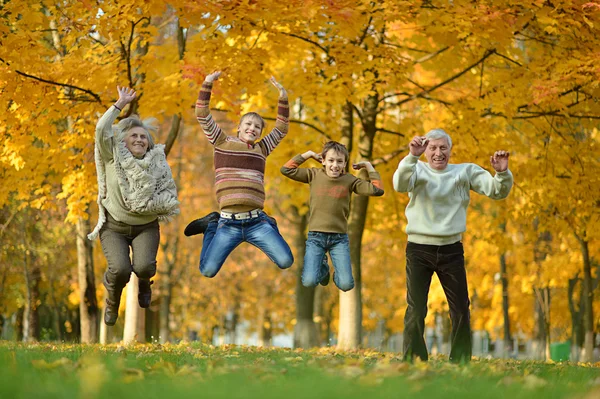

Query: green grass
left=0, top=342, right=598, bottom=399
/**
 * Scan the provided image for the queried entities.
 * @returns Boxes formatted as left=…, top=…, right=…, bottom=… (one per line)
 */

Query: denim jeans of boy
left=302, top=231, right=354, bottom=292
left=403, top=241, right=472, bottom=363
left=199, top=211, right=294, bottom=277
left=100, top=213, right=159, bottom=301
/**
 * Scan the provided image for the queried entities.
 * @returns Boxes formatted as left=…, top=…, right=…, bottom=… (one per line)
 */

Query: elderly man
left=393, top=128, right=513, bottom=363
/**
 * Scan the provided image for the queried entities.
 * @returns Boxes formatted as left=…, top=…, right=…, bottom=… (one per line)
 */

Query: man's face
left=424, top=137, right=451, bottom=170
left=238, top=115, right=263, bottom=145
left=322, top=149, right=347, bottom=178
left=124, top=127, right=149, bottom=158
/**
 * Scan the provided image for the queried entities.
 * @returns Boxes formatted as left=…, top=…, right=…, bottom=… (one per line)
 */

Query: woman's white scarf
left=88, top=140, right=180, bottom=240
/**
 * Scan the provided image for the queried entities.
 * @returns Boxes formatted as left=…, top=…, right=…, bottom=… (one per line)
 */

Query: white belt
left=220, top=209, right=261, bottom=220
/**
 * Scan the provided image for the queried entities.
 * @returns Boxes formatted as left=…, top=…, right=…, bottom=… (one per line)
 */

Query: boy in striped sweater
left=185, top=71, right=294, bottom=277
left=281, top=141, right=384, bottom=291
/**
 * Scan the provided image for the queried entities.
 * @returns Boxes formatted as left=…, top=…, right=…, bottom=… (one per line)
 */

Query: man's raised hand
left=409, top=136, right=428, bottom=157
left=490, top=151, right=510, bottom=172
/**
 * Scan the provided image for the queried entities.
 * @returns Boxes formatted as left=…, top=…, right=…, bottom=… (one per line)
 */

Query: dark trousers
left=402, top=241, right=472, bottom=363
left=100, top=213, right=160, bottom=301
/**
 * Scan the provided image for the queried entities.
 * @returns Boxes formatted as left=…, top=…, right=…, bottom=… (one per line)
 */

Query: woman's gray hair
left=425, top=128, right=452, bottom=149
left=116, top=115, right=157, bottom=149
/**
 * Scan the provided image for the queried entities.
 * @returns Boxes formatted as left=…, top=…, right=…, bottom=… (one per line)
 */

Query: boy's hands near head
left=205, top=71, right=222, bottom=83
left=352, top=161, right=375, bottom=172
left=301, top=151, right=323, bottom=162
left=269, top=76, right=287, bottom=98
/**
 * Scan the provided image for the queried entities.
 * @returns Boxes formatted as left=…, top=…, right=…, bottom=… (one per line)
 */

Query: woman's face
left=124, top=127, right=149, bottom=158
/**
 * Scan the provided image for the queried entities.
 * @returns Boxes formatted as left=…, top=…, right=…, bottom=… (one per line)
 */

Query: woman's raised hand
left=269, top=76, right=287, bottom=98
left=205, top=71, right=222, bottom=83
left=116, top=86, right=136, bottom=109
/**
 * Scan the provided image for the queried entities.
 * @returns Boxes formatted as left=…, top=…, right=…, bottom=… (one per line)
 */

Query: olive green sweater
left=281, top=155, right=384, bottom=233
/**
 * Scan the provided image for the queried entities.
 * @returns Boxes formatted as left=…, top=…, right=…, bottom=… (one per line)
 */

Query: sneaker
left=319, top=257, right=330, bottom=286
left=104, top=297, right=120, bottom=326
left=184, top=211, right=220, bottom=236
left=138, top=279, right=154, bottom=308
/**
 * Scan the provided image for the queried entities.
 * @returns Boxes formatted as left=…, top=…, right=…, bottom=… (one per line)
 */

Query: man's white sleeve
left=393, top=154, right=420, bottom=192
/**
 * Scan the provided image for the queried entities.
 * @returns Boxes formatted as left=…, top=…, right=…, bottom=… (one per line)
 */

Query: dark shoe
left=184, top=212, right=220, bottom=236
left=138, top=279, right=154, bottom=308
left=104, top=297, right=120, bottom=326
left=319, top=257, right=330, bottom=287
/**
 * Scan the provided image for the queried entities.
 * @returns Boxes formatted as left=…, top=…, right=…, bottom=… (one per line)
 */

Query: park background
left=1, top=0, right=599, bottom=365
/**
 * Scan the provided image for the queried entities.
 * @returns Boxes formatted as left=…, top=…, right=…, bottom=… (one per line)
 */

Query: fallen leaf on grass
left=31, top=357, right=73, bottom=370
left=358, top=374, right=384, bottom=386
left=122, top=368, right=144, bottom=383
left=283, top=356, right=304, bottom=363
left=78, top=357, right=109, bottom=398
left=342, top=366, right=365, bottom=378
left=523, top=375, right=548, bottom=389
left=147, top=360, right=177, bottom=376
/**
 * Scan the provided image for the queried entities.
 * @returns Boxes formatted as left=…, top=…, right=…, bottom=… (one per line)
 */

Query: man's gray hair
left=116, top=115, right=157, bottom=149
left=425, top=128, right=452, bottom=149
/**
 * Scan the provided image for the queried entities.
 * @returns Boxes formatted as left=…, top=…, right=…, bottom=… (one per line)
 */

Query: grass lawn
left=0, top=342, right=599, bottom=399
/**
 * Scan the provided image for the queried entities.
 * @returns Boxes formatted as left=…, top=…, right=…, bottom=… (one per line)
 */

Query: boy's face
left=238, top=115, right=263, bottom=145
left=322, top=149, right=347, bottom=178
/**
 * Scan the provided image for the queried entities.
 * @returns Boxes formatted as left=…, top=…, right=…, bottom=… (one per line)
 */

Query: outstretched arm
left=259, top=77, right=290, bottom=156
left=95, top=86, right=137, bottom=158
left=280, top=151, right=320, bottom=183
left=351, top=161, right=384, bottom=196
left=195, top=71, right=226, bottom=146
left=392, top=136, right=425, bottom=192
left=471, top=151, right=513, bottom=199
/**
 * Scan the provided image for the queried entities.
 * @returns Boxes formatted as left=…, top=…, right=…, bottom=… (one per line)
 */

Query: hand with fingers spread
left=490, top=150, right=510, bottom=172
left=409, top=136, right=429, bottom=157
left=115, top=86, right=136, bottom=111
left=301, top=150, right=322, bottom=162
left=352, top=161, right=375, bottom=172
left=205, top=71, right=222, bottom=83
left=269, top=76, right=287, bottom=98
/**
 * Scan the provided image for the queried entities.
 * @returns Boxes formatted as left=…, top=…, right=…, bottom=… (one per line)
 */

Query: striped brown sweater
left=196, top=81, right=289, bottom=211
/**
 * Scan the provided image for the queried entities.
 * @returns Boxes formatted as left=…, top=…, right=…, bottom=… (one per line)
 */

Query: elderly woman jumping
left=88, top=86, right=179, bottom=326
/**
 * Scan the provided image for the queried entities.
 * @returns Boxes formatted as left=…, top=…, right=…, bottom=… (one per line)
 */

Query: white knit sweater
left=88, top=107, right=179, bottom=240
left=393, top=154, right=513, bottom=245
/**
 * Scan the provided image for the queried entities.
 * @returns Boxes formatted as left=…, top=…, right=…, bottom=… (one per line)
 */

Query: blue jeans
left=199, top=211, right=294, bottom=277
left=302, top=231, right=354, bottom=291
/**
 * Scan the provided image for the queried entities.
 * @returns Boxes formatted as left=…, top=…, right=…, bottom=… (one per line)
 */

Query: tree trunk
left=257, top=301, right=272, bottom=347
left=99, top=290, right=114, bottom=345
left=77, top=214, right=98, bottom=343
left=568, top=275, right=584, bottom=362
left=123, top=274, right=145, bottom=343
left=500, top=251, right=511, bottom=356
left=577, top=236, right=594, bottom=362
left=23, top=264, right=41, bottom=342
left=292, top=208, right=319, bottom=348
left=337, top=94, right=378, bottom=349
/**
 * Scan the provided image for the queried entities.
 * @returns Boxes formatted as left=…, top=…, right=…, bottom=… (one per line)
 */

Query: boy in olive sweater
left=281, top=141, right=384, bottom=291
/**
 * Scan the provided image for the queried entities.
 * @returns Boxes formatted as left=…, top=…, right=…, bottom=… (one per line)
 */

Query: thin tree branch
left=371, top=147, right=407, bottom=166
left=0, top=57, right=102, bottom=104
left=279, top=32, right=332, bottom=60
left=376, top=128, right=405, bottom=137
left=262, top=116, right=331, bottom=139
left=395, top=49, right=496, bottom=107
left=414, top=46, right=450, bottom=64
